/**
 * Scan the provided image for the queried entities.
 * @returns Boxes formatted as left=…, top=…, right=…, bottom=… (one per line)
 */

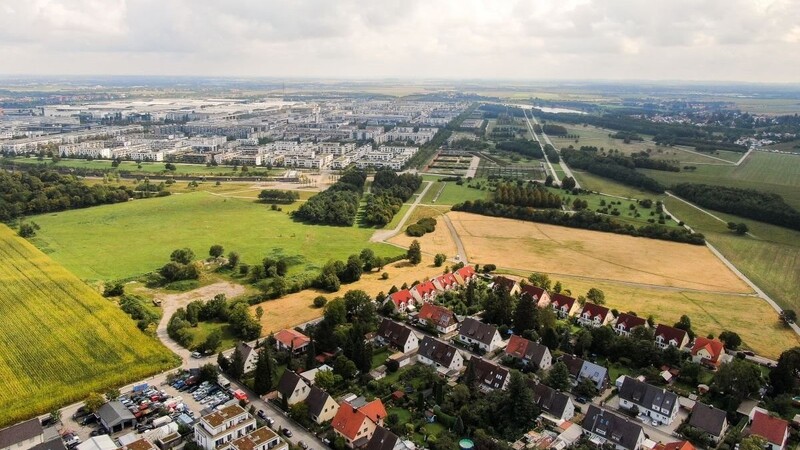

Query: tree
left=561, top=176, right=576, bottom=190
left=18, top=222, right=39, bottom=238
left=315, top=369, right=336, bottom=391
left=313, top=296, right=327, bottom=308
left=253, top=346, right=276, bottom=395
left=574, top=378, right=599, bottom=398
left=104, top=388, right=121, bottom=401
left=782, top=309, right=797, bottom=324
left=227, top=251, right=240, bottom=268
left=170, top=248, right=195, bottom=264
left=552, top=281, right=562, bottom=293
left=84, top=392, right=105, bottom=413
left=360, top=248, right=376, bottom=272
left=513, top=295, right=538, bottom=335
left=542, top=327, right=559, bottom=350
left=713, top=358, right=763, bottom=401
left=209, top=244, right=224, bottom=258
left=229, top=346, right=245, bottom=379
left=218, top=351, right=230, bottom=372
left=739, top=436, right=767, bottom=450
left=574, top=329, right=593, bottom=356
left=506, top=371, right=537, bottom=428
left=528, top=272, right=551, bottom=290
left=728, top=222, right=749, bottom=235
left=483, top=285, right=514, bottom=327
left=202, top=330, right=222, bottom=353
left=674, top=315, right=695, bottom=340
left=719, top=331, right=742, bottom=350
left=333, top=355, right=357, bottom=379
left=769, top=347, right=800, bottom=396
left=546, top=361, right=570, bottom=391
left=255, top=306, right=264, bottom=321
left=407, top=240, right=422, bottom=265
left=434, top=253, right=447, bottom=267
left=586, top=288, right=605, bottom=305
left=103, top=282, right=124, bottom=297
left=49, top=408, right=62, bottom=423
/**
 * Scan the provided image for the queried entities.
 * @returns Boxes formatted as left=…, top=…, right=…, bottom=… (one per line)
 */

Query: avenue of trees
left=362, top=170, right=422, bottom=226
left=495, top=139, right=544, bottom=159
left=453, top=200, right=705, bottom=245
left=492, top=182, right=562, bottom=208
left=672, top=183, right=800, bottom=231
left=560, top=147, right=667, bottom=193
left=293, top=169, right=366, bottom=226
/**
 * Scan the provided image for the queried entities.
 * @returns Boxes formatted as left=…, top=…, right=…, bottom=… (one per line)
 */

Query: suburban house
left=520, top=284, right=551, bottom=308
left=306, top=385, right=340, bottom=424
left=656, top=441, right=696, bottom=450
left=577, top=360, right=611, bottom=391
left=235, top=341, right=260, bottom=373
left=432, top=273, right=459, bottom=291
left=618, top=376, right=679, bottom=425
left=376, top=319, right=420, bottom=354
left=276, top=370, right=310, bottom=406
left=467, top=357, right=510, bottom=392
left=417, top=336, right=465, bottom=375
left=410, top=281, right=438, bottom=303
left=690, top=338, right=728, bottom=369
left=614, top=313, right=647, bottom=336
left=331, top=400, right=387, bottom=449
left=300, top=364, right=333, bottom=386
left=688, top=402, right=729, bottom=443
left=550, top=294, right=580, bottom=318
left=749, top=410, right=789, bottom=450
left=458, top=317, right=504, bottom=352
left=0, top=419, right=44, bottom=450
left=97, top=401, right=136, bottom=433
left=582, top=405, right=645, bottom=450
left=531, top=382, right=575, bottom=422
left=274, top=329, right=311, bottom=354
left=454, top=266, right=478, bottom=285
left=577, top=303, right=614, bottom=328
left=365, top=427, right=410, bottom=450
left=492, top=276, right=521, bottom=296
left=119, top=438, right=156, bottom=450
left=226, top=427, right=287, bottom=450
left=654, top=324, right=689, bottom=350
left=194, top=405, right=257, bottom=450
left=416, top=304, right=459, bottom=334
left=385, top=290, right=415, bottom=313
left=504, top=335, right=552, bottom=370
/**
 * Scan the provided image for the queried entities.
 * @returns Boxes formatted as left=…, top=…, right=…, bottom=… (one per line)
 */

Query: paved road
left=521, top=109, right=559, bottom=180
left=370, top=180, right=433, bottom=242
left=465, top=155, right=481, bottom=178
left=441, top=213, right=468, bottom=264
left=526, top=111, right=581, bottom=188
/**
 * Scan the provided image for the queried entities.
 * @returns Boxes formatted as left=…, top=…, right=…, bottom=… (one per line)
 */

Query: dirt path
left=370, top=181, right=433, bottom=242
left=441, top=213, right=468, bottom=263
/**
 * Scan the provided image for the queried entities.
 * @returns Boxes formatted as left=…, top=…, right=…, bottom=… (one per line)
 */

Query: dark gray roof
left=689, top=402, right=727, bottom=437
left=236, top=341, right=256, bottom=362
left=0, top=419, right=42, bottom=449
left=560, top=354, right=585, bottom=377
left=582, top=405, right=644, bottom=450
left=376, top=319, right=414, bottom=348
left=30, top=439, right=67, bottom=450
left=468, top=358, right=509, bottom=390
left=277, top=370, right=305, bottom=399
left=531, top=383, right=571, bottom=419
left=524, top=341, right=551, bottom=366
left=459, top=317, right=498, bottom=346
left=578, top=361, right=610, bottom=390
left=97, top=401, right=135, bottom=428
left=618, top=376, right=678, bottom=416
left=305, top=385, right=333, bottom=417
left=418, top=336, right=460, bottom=367
left=365, top=427, right=400, bottom=450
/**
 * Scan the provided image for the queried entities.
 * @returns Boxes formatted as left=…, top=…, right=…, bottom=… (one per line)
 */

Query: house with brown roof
left=550, top=294, right=580, bottom=318
left=194, top=405, right=256, bottom=450
left=376, top=319, right=419, bottom=354
left=654, top=324, right=689, bottom=350
left=235, top=341, right=260, bottom=373
left=691, top=337, right=729, bottom=369
left=417, top=336, right=465, bottom=375
left=225, top=427, right=287, bottom=450
left=276, top=370, right=310, bottom=406
left=274, top=329, right=311, bottom=354
left=520, top=284, right=551, bottom=308
left=410, top=281, right=438, bottom=303
left=385, top=290, right=415, bottom=313
left=416, top=304, right=459, bottom=334
left=688, top=402, right=728, bottom=443
left=331, top=400, right=387, bottom=449
left=614, top=313, right=647, bottom=336
left=306, top=385, right=340, bottom=424
left=577, top=303, right=613, bottom=328
left=458, top=317, right=504, bottom=352
left=492, top=276, right=521, bottom=296
left=749, top=410, right=789, bottom=450
left=504, top=335, right=552, bottom=370
left=0, top=419, right=43, bottom=450
left=467, top=357, right=510, bottom=392
left=531, top=382, right=575, bottom=422
left=454, top=266, right=478, bottom=285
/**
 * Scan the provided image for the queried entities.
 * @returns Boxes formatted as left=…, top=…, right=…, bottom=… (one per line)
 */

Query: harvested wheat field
left=444, top=212, right=751, bottom=293
left=251, top=254, right=447, bottom=335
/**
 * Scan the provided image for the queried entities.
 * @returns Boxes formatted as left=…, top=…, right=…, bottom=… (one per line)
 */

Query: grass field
left=0, top=224, right=177, bottom=426
left=29, top=192, right=401, bottom=281
left=5, top=156, right=282, bottom=177
left=642, top=151, right=800, bottom=208
left=251, top=254, right=446, bottom=335
left=664, top=197, right=800, bottom=313
left=420, top=180, right=490, bottom=205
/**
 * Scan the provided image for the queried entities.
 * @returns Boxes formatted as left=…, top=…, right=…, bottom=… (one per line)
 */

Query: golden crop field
left=0, top=224, right=178, bottom=426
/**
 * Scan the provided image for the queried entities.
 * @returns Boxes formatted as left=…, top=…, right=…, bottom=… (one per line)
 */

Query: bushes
left=406, top=217, right=437, bottom=237
left=258, top=189, right=299, bottom=204
left=561, top=147, right=666, bottom=193
left=495, top=139, right=543, bottom=159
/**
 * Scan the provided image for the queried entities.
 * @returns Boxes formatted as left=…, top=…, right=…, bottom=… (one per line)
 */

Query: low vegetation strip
left=561, top=147, right=667, bottom=193
left=0, top=224, right=177, bottom=426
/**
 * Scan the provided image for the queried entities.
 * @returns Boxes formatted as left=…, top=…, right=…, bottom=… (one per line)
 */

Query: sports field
left=29, top=192, right=401, bottom=281
left=0, top=224, right=177, bottom=426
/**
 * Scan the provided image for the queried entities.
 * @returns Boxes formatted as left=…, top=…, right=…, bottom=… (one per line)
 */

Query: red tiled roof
left=580, top=302, right=610, bottom=319
left=616, top=313, right=646, bottom=331
left=751, top=411, right=789, bottom=446
left=550, top=293, right=576, bottom=309
left=413, top=281, right=438, bottom=297
left=658, top=441, right=695, bottom=450
left=435, top=273, right=458, bottom=287
left=505, top=335, right=530, bottom=359
left=275, top=329, right=310, bottom=349
left=691, top=338, right=725, bottom=364
left=456, top=266, right=476, bottom=280
left=418, top=303, right=456, bottom=327
left=388, top=289, right=414, bottom=307
left=655, top=324, right=688, bottom=345
left=332, top=403, right=369, bottom=440
left=359, top=399, right=387, bottom=424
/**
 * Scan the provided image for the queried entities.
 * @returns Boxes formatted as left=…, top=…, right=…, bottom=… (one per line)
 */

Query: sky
left=1, top=0, right=799, bottom=83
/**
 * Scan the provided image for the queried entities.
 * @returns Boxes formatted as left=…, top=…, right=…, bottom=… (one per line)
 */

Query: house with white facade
left=194, top=405, right=257, bottom=450
left=458, top=318, right=504, bottom=353
left=618, top=376, right=679, bottom=425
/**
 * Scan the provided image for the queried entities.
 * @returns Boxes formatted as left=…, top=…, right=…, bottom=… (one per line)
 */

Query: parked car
left=72, top=407, right=90, bottom=420
left=191, top=351, right=202, bottom=359
left=80, top=415, right=98, bottom=426
left=298, top=442, right=308, bottom=449
left=282, top=428, right=292, bottom=438
left=575, top=397, right=587, bottom=404
left=90, top=428, right=108, bottom=437
left=257, top=410, right=267, bottom=420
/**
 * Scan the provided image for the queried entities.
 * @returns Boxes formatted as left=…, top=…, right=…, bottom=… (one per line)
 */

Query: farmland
left=29, top=191, right=401, bottom=281
left=0, top=224, right=177, bottom=426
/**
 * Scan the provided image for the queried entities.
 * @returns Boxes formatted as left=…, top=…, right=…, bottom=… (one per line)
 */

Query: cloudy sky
left=1, top=0, right=799, bottom=82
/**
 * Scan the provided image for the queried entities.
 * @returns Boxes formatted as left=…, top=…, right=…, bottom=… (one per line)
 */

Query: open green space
left=642, top=151, right=800, bottom=208
left=0, top=224, right=177, bottom=426
left=542, top=186, right=680, bottom=228
left=184, top=321, right=239, bottom=352
left=29, top=192, right=400, bottom=281
left=4, top=156, right=282, bottom=177
left=421, top=179, right=490, bottom=205
left=570, top=170, right=657, bottom=199
left=664, top=197, right=800, bottom=313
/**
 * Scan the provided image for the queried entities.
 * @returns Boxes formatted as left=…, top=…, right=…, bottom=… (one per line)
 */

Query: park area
left=0, top=224, right=177, bottom=426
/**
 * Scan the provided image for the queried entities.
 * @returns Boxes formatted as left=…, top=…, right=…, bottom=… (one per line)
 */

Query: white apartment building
left=194, top=405, right=257, bottom=450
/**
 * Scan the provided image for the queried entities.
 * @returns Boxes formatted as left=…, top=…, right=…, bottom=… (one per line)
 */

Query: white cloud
left=0, top=0, right=797, bottom=82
